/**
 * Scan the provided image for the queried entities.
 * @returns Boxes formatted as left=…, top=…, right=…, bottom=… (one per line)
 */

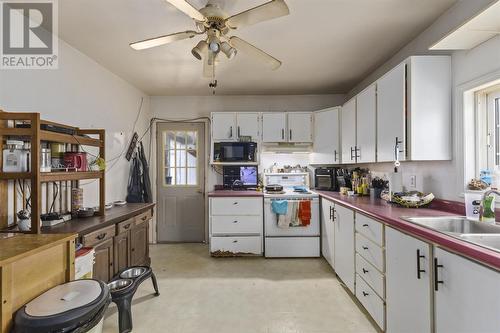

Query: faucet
left=479, top=189, right=500, bottom=222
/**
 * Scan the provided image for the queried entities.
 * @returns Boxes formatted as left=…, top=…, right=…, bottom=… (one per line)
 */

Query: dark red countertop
left=316, top=190, right=500, bottom=271
left=208, top=190, right=264, bottom=197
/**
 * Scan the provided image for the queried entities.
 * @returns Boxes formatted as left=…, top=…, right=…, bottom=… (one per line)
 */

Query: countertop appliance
left=263, top=172, right=320, bottom=258
left=223, top=165, right=258, bottom=189
left=314, top=167, right=339, bottom=191
left=214, top=142, right=256, bottom=163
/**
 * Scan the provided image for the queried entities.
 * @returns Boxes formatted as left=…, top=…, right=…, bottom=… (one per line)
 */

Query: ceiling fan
left=130, top=0, right=290, bottom=79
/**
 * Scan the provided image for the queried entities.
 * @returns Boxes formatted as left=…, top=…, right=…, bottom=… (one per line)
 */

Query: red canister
left=64, top=152, right=88, bottom=171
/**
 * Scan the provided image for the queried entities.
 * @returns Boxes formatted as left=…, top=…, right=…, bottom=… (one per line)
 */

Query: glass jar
left=2, top=140, right=28, bottom=172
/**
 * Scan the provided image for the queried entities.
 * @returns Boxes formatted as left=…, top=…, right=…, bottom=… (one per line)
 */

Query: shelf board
left=0, top=128, right=32, bottom=136
left=210, top=162, right=259, bottom=166
left=40, top=130, right=102, bottom=147
left=41, top=171, right=103, bottom=182
left=0, top=171, right=103, bottom=182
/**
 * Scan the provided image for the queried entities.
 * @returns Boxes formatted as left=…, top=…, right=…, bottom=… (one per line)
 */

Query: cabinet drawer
left=356, top=274, right=385, bottom=330
left=210, top=197, right=262, bottom=216
left=211, top=216, right=262, bottom=235
left=135, top=210, right=152, bottom=225
left=356, top=233, right=384, bottom=272
left=356, top=214, right=383, bottom=246
left=117, top=218, right=135, bottom=234
left=356, top=253, right=384, bottom=298
left=210, top=236, right=262, bottom=255
left=83, top=225, right=116, bottom=247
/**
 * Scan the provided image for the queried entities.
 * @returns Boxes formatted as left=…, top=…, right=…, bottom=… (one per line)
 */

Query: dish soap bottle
left=481, top=194, right=496, bottom=224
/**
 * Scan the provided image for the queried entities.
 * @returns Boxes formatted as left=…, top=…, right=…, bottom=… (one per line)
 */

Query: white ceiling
left=58, top=0, right=457, bottom=96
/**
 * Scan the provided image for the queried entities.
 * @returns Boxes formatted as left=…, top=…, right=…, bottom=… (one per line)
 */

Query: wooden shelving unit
left=0, top=111, right=106, bottom=234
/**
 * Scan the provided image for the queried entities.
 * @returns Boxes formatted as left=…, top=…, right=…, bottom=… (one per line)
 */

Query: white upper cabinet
left=434, top=247, right=500, bottom=332
left=262, top=112, right=287, bottom=142
left=341, top=98, right=357, bottom=164
left=288, top=112, right=313, bottom=143
left=312, top=107, right=340, bottom=164
left=356, top=84, right=377, bottom=163
left=236, top=113, right=260, bottom=141
left=386, top=227, right=432, bottom=333
left=377, top=56, right=451, bottom=162
left=377, top=63, right=406, bottom=162
left=212, top=112, right=236, bottom=141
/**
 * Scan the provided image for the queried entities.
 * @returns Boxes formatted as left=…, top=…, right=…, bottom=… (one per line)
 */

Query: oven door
left=315, top=174, right=333, bottom=190
left=264, top=197, right=320, bottom=236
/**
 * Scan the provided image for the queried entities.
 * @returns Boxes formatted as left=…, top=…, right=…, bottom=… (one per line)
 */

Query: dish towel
left=290, top=201, right=300, bottom=227
left=272, top=200, right=290, bottom=228
left=298, top=200, right=311, bottom=226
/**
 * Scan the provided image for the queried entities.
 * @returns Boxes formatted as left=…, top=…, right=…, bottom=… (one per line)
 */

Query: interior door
left=341, top=98, right=357, bottom=163
left=236, top=113, right=260, bottom=141
left=386, top=227, right=432, bottom=333
left=157, top=122, right=206, bottom=242
left=377, top=63, right=406, bottom=162
left=356, top=84, right=377, bottom=163
left=312, top=108, right=340, bottom=164
left=288, top=112, right=313, bottom=143
left=262, top=112, right=286, bottom=142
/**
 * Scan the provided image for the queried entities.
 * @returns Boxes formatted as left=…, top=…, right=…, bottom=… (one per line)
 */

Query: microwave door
left=316, top=175, right=332, bottom=189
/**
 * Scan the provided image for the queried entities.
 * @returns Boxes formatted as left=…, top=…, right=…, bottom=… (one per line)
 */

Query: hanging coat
left=138, top=141, right=152, bottom=203
left=126, top=153, right=143, bottom=203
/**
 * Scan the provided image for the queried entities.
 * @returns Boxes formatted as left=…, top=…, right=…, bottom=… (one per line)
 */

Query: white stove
left=263, top=173, right=320, bottom=258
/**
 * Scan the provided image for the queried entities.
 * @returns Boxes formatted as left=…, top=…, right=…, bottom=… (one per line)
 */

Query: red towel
left=298, top=200, right=311, bottom=226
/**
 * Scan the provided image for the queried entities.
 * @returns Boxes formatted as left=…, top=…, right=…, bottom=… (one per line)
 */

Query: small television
left=223, top=165, right=258, bottom=188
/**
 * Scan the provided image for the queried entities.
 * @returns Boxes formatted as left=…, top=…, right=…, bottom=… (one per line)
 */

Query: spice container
left=40, top=148, right=52, bottom=172
left=2, top=140, right=29, bottom=172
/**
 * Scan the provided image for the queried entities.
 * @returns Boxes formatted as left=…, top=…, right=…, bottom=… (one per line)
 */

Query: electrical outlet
left=409, top=175, right=417, bottom=188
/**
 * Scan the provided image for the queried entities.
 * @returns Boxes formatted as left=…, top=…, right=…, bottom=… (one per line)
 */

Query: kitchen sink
left=401, top=216, right=500, bottom=235
left=458, top=234, right=500, bottom=252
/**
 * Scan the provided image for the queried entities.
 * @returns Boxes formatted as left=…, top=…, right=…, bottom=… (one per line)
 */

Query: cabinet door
left=114, top=231, right=131, bottom=274
left=212, top=112, right=236, bottom=141
left=377, top=63, right=406, bottom=162
left=341, top=99, right=357, bottom=164
left=312, top=108, right=340, bottom=164
left=130, top=222, right=149, bottom=266
left=321, top=198, right=335, bottom=269
left=236, top=113, right=260, bottom=141
left=356, top=84, right=377, bottom=163
left=262, top=113, right=286, bottom=142
left=288, top=112, right=312, bottom=143
left=434, top=247, right=500, bottom=333
left=93, top=238, right=114, bottom=282
left=334, top=204, right=355, bottom=292
left=386, top=227, right=432, bottom=333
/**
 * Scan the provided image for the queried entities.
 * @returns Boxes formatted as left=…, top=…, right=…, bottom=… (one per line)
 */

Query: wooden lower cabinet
left=130, top=221, right=149, bottom=266
left=93, top=238, right=114, bottom=282
left=114, top=231, right=131, bottom=274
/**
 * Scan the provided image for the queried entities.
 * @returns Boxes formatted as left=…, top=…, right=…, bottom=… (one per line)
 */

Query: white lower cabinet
left=334, top=204, right=355, bottom=293
left=386, top=227, right=432, bottom=333
left=209, top=197, right=263, bottom=256
left=321, top=198, right=335, bottom=269
left=434, top=247, right=500, bottom=333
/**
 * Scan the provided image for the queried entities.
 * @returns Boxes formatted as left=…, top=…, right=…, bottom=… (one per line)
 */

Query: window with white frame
left=476, top=85, right=500, bottom=173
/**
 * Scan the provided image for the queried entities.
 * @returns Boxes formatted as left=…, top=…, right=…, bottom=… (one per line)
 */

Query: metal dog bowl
left=108, top=279, right=133, bottom=293
left=119, top=267, right=147, bottom=279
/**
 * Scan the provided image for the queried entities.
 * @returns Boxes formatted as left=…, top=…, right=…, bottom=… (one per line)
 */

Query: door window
left=163, top=130, right=198, bottom=186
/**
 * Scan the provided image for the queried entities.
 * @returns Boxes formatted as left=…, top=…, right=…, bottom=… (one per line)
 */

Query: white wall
left=0, top=38, right=151, bottom=209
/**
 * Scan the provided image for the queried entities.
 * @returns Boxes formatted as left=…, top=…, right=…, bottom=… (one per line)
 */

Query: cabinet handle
left=416, top=249, right=426, bottom=279
left=233, top=240, right=238, bottom=243
left=362, top=268, right=369, bottom=274
left=132, top=248, right=135, bottom=252
left=362, top=246, right=369, bottom=250
left=281, top=129, right=285, bottom=140
left=394, top=136, right=404, bottom=162
left=332, top=208, right=336, bottom=222
left=141, top=216, right=148, bottom=221
left=96, top=233, right=106, bottom=240
left=289, top=129, right=292, bottom=141
left=434, top=258, right=444, bottom=291
left=350, top=147, right=355, bottom=161
left=237, top=126, right=241, bottom=138
left=329, top=206, right=333, bottom=221
left=233, top=220, right=238, bottom=223
left=362, top=291, right=369, bottom=297
left=362, top=224, right=369, bottom=227
left=230, top=126, right=233, bottom=138
left=233, top=202, right=238, bottom=205
left=124, top=224, right=131, bottom=229
left=355, top=146, right=361, bottom=160
left=334, top=150, right=338, bottom=162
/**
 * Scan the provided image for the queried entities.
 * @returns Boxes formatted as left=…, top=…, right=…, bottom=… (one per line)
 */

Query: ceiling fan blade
left=130, top=30, right=198, bottom=50
left=203, top=50, right=215, bottom=78
left=225, top=0, right=289, bottom=29
left=165, top=0, right=206, bottom=22
left=229, top=36, right=281, bottom=70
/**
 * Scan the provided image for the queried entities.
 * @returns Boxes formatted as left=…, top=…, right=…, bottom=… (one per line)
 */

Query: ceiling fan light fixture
left=221, top=41, right=237, bottom=59
left=192, top=40, right=208, bottom=60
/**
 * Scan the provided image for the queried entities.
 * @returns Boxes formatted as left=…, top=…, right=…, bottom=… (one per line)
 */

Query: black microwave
left=214, top=142, right=257, bottom=162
